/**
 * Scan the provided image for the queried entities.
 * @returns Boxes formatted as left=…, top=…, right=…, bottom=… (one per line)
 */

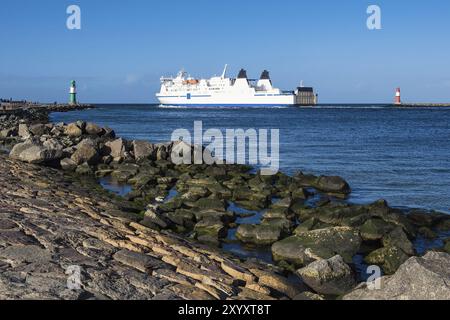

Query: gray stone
left=344, top=252, right=450, bottom=300
left=316, top=176, right=351, bottom=195
left=18, top=124, right=31, bottom=138
left=10, top=141, right=63, bottom=164
left=65, top=123, right=83, bottom=137
left=29, top=124, right=47, bottom=136
left=85, top=122, right=104, bottom=136
left=105, top=138, right=126, bottom=158
left=297, top=255, right=356, bottom=296
left=133, top=140, right=155, bottom=161
left=71, top=139, right=99, bottom=165
left=236, top=224, right=282, bottom=245
left=60, top=158, right=77, bottom=171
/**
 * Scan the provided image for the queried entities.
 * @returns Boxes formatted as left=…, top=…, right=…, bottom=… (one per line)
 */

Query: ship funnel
left=260, top=70, right=270, bottom=80
left=237, top=69, right=248, bottom=79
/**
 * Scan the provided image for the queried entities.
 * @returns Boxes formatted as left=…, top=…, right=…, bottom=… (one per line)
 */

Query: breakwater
left=1, top=106, right=450, bottom=300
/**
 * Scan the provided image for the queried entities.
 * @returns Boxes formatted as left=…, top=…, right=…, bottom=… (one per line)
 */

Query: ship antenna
left=221, top=64, right=228, bottom=79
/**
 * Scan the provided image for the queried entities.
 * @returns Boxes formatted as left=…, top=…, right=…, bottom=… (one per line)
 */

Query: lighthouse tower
left=69, top=80, right=77, bottom=105
left=394, top=88, right=401, bottom=105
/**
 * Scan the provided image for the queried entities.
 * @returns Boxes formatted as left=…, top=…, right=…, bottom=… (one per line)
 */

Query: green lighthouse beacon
left=69, top=80, right=77, bottom=105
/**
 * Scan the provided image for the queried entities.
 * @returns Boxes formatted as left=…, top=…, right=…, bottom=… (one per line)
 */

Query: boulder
left=85, top=122, right=104, bottom=136
left=272, top=227, right=362, bottom=266
left=382, top=227, right=415, bottom=256
left=194, top=218, right=227, bottom=239
left=343, top=252, right=450, bottom=300
left=71, top=139, right=99, bottom=165
left=297, top=255, right=356, bottom=296
left=10, top=141, right=62, bottom=164
left=105, top=138, right=126, bottom=158
left=364, top=246, right=410, bottom=275
left=65, top=123, right=83, bottom=137
left=60, top=158, right=77, bottom=171
left=132, top=140, right=155, bottom=161
left=18, top=124, right=31, bottom=138
left=315, top=176, right=351, bottom=195
left=360, top=218, right=395, bottom=241
left=236, top=224, right=282, bottom=245
left=29, top=124, right=47, bottom=136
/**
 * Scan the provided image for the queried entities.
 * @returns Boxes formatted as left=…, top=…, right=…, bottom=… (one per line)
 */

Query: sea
left=51, top=104, right=450, bottom=214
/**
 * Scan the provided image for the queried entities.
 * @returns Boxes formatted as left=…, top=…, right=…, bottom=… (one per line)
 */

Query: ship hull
left=157, top=93, right=295, bottom=107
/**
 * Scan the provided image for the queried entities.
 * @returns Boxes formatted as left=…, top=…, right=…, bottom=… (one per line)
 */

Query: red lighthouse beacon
left=394, top=88, right=402, bottom=105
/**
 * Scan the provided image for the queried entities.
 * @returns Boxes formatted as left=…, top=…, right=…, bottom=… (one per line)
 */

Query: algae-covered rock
left=364, top=246, right=410, bottom=275
left=272, top=227, right=362, bottom=266
left=236, top=224, right=282, bottom=245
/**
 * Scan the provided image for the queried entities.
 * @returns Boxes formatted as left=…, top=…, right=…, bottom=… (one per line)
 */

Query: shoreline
left=1, top=105, right=450, bottom=300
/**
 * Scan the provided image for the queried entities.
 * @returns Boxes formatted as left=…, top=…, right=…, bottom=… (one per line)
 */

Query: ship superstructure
left=156, top=65, right=314, bottom=107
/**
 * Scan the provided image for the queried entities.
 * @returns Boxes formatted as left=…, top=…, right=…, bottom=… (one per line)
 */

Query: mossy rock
left=360, top=218, right=395, bottom=241
left=194, top=218, right=227, bottom=239
left=364, top=246, right=410, bottom=275
left=190, top=197, right=226, bottom=211
left=272, top=227, right=362, bottom=267
left=236, top=224, right=282, bottom=245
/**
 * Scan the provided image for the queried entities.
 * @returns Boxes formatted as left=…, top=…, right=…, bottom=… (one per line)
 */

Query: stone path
left=0, top=154, right=303, bottom=300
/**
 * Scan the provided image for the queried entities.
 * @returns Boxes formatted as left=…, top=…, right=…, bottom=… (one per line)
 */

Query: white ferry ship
left=156, top=65, right=317, bottom=107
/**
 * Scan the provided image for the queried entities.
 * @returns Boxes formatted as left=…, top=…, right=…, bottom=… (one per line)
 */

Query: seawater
left=51, top=104, right=450, bottom=214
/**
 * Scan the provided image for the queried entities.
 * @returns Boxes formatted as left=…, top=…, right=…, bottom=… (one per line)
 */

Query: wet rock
left=194, top=218, right=227, bottom=239
left=272, top=227, right=362, bottom=266
left=236, top=224, right=282, bottom=245
left=132, top=140, right=155, bottom=161
left=65, top=123, right=83, bottom=137
left=316, top=176, right=351, bottom=195
left=344, top=252, right=450, bottom=300
left=297, top=255, right=356, bottom=296
left=71, top=139, right=99, bottom=165
left=111, top=163, right=140, bottom=182
left=294, top=218, right=332, bottom=234
left=75, top=162, right=93, bottom=175
left=382, top=227, right=415, bottom=256
left=167, top=209, right=196, bottom=228
left=364, top=246, right=410, bottom=275
left=194, top=209, right=234, bottom=224
left=85, top=122, right=104, bottom=136
left=360, top=218, right=395, bottom=241
left=190, top=198, right=226, bottom=211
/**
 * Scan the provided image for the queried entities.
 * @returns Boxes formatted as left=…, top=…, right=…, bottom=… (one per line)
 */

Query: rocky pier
left=0, top=106, right=449, bottom=300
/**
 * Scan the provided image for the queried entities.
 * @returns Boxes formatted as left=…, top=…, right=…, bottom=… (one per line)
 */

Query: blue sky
left=1, top=0, right=450, bottom=103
